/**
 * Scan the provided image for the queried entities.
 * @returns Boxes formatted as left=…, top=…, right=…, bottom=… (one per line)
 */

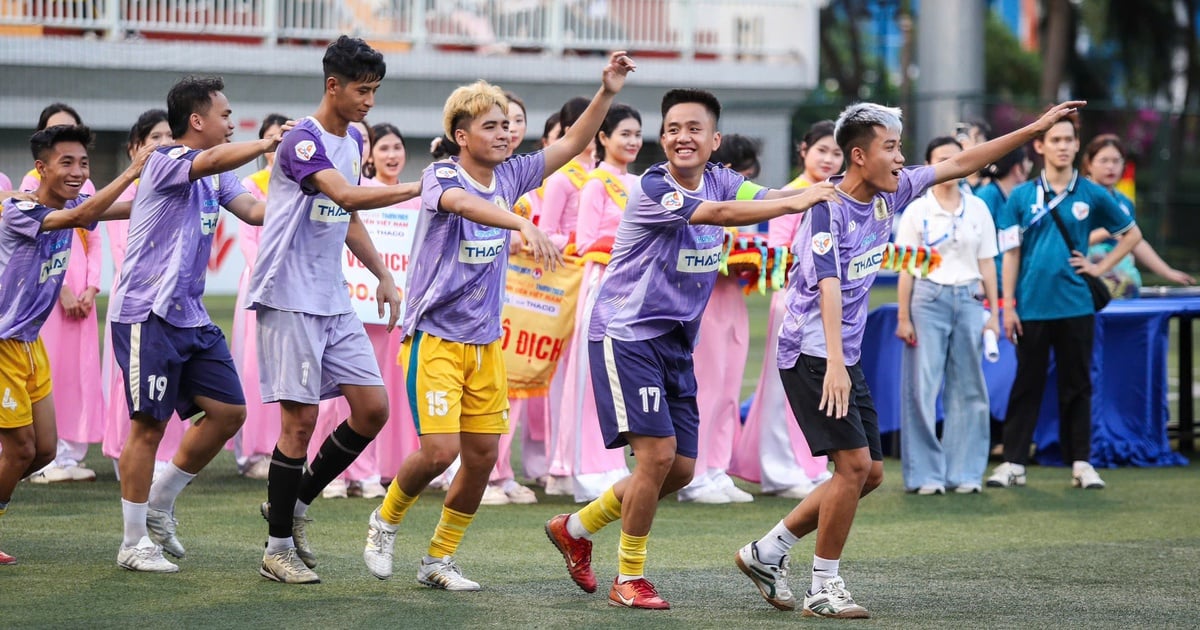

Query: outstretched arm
left=933, top=101, right=1086, bottom=185
left=688, top=181, right=837, bottom=227
left=189, top=120, right=293, bottom=181
left=440, top=187, right=563, bottom=270
left=307, top=169, right=421, bottom=211
left=41, top=144, right=153, bottom=231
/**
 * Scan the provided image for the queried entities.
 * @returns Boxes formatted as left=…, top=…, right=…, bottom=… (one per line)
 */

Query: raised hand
left=1034, top=100, right=1087, bottom=134
left=601, top=51, right=637, bottom=95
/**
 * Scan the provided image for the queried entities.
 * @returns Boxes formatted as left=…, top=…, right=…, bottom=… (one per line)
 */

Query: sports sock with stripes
left=574, top=486, right=621, bottom=538
left=616, top=530, right=648, bottom=582
left=297, top=421, right=372, bottom=505
left=427, top=505, right=475, bottom=558
left=267, top=447, right=305, bottom=539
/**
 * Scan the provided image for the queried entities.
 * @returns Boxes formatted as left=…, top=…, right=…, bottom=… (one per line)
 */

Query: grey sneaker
left=260, top=547, right=320, bottom=584
left=735, top=542, right=795, bottom=611
left=803, top=576, right=869, bottom=619
left=364, top=508, right=397, bottom=580
left=418, top=555, right=481, bottom=591
left=146, top=508, right=185, bottom=559
left=260, top=501, right=316, bottom=568
left=117, top=536, right=179, bottom=573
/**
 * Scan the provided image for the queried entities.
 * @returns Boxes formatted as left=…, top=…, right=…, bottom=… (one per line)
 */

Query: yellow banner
left=501, top=250, right=583, bottom=397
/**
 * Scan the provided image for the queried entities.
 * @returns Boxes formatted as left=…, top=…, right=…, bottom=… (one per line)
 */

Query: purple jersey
left=246, top=117, right=364, bottom=315
left=110, top=146, right=247, bottom=327
left=402, top=152, right=546, bottom=344
left=777, top=165, right=935, bottom=367
left=587, top=162, right=766, bottom=349
left=0, top=197, right=87, bottom=341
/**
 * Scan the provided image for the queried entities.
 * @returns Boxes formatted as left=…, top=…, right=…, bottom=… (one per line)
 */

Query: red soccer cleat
left=0, top=549, right=16, bottom=565
left=608, top=577, right=670, bottom=610
left=544, top=513, right=597, bottom=593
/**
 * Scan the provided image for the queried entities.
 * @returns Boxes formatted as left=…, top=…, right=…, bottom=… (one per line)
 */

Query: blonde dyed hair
left=443, top=80, right=509, bottom=141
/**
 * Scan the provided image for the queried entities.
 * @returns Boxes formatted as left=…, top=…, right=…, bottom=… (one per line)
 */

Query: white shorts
left=256, top=308, right=384, bottom=405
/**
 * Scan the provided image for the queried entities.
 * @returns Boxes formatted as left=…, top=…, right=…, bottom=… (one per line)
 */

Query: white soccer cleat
left=985, top=462, right=1027, bottom=488
left=364, top=508, right=397, bottom=580
left=802, top=576, right=869, bottom=619
left=735, top=542, right=795, bottom=611
left=260, top=547, right=320, bottom=584
left=1072, top=462, right=1106, bottom=489
left=117, top=536, right=180, bottom=573
left=418, top=555, right=481, bottom=591
left=146, top=508, right=186, bottom=559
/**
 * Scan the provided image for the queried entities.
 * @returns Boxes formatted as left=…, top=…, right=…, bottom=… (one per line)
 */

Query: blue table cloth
left=858, top=298, right=1197, bottom=468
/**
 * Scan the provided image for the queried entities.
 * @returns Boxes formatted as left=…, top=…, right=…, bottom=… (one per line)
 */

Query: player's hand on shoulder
left=790, top=181, right=837, bottom=212
left=264, top=120, right=296, bottom=151
left=601, top=51, right=636, bottom=94
left=126, top=142, right=157, bottom=177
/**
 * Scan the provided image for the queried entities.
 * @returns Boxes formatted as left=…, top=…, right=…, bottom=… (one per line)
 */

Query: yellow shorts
left=400, top=331, right=509, bottom=435
left=0, top=337, right=53, bottom=429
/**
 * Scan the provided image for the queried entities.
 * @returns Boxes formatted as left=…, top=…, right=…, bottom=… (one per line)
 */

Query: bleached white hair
left=834, top=102, right=904, bottom=151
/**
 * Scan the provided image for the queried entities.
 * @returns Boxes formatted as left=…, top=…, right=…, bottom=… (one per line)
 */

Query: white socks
left=756, top=520, right=800, bottom=565
left=811, top=555, right=840, bottom=594
left=122, top=500, right=148, bottom=547
left=147, top=462, right=196, bottom=513
left=294, top=500, right=310, bottom=518
left=266, top=536, right=294, bottom=555
left=566, top=513, right=591, bottom=539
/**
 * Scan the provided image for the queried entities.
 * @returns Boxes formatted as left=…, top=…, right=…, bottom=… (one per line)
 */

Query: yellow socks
left=379, top=480, right=418, bottom=526
left=427, top=505, right=475, bottom=559
left=577, top=486, right=622, bottom=535
left=617, top=530, right=648, bottom=579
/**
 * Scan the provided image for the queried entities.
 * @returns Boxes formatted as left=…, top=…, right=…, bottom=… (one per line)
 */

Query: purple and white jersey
left=110, top=146, right=247, bottom=327
left=246, top=117, right=364, bottom=315
left=402, top=152, right=546, bottom=344
left=588, top=162, right=767, bottom=350
left=778, top=165, right=935, bottom=367
left=0, top=197, right=87, bottom=341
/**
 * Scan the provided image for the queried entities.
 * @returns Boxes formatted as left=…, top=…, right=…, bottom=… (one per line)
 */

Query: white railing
left=0, top=0, right=811, bottom=62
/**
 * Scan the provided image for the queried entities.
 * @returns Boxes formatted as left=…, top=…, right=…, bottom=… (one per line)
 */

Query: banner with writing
left=501, top=251, right=583, bottom=397
left=342, top=207, right=421, bottom=325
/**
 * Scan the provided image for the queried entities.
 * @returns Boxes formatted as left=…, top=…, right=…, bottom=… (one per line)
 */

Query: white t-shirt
left=895, top=188, right=998, bottom=286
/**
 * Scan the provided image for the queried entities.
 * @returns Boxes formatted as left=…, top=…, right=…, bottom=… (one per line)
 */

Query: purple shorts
left=256, top=308, right=384, bottom=404
left=587, top=328, right=699, bottom=458
left=112, top=314, right=246, bottom=422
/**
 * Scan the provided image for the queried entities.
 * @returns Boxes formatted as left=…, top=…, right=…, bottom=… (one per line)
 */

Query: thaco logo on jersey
left=39, top=250, right=70, bottom=283
left=200, top=211, right=219, bottom=235
left=310, top=199, right=350, bottom=223
left=459, top=239, right=506, bottom=264
left=847, top=243, right=888, bottom=280
left=676, top=246, right=722, bottom=273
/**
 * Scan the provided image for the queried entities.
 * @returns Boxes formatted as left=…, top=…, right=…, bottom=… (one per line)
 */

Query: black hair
left=983, top=146, right=1028, bottom=179
left=30, top=124, right=94, bottom=162
left=166, top=75, right=225, bottom=139
left=712, top=134, right=762, bottom=179
left=36, top=102, right=82, bottom=131
left=660, top=89, right=722, bottom=126
left=594, top=104, right=642, bottom=163
left=558, top=97, right=591, bottom=131
left=541, top=111, right=562, bottom=142
left=324, top=35, right=386, bottom=84
left=799, top=120, right=835, bottom=154
left=924, top=136, right=962, bottom=164
left=258, top=113, right=289, bottom=139
left=430, top=136, right=460, bottom=160
left=127, top=109, right=168, bottom=155
left=371, top=122, right=404, bottom=147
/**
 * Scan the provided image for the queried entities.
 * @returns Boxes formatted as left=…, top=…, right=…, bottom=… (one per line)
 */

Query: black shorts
left=779, top=354, right=882, bottom=461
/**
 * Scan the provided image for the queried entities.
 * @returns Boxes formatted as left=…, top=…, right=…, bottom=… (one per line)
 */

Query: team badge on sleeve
left=812, top=232, right=834, bottom=255
left=167, top=146, right=187, bottom=159
left=15, top=200, right=36, bottom=211
left=660, top=191, right=684, bottom=210
left=295, top=140, right=317, bottom=161
left=435, top=166, right=458, bottom=179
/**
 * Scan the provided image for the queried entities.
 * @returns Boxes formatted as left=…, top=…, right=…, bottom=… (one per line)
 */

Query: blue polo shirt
left=974, top=181, right=1007, bottom=295
left=997, top=172, right=1135, bottom=321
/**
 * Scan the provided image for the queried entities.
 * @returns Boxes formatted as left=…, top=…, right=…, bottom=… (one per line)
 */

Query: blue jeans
left=900, top=281, right=990, bottom=489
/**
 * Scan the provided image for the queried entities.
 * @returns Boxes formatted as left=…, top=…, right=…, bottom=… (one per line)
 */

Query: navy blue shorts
left=587, top=328, right=699, bottom=459
left=111, top=314, right=246, bottom=422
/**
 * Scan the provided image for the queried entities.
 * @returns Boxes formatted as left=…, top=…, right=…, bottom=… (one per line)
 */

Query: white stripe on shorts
left=602, top=336, right=629, bottom=433
left=129, top=322, right=142, bottom=411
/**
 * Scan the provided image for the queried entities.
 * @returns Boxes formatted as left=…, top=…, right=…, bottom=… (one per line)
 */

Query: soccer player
left=543, top=88, right=838, bottom=610
left=734, top=100, right=1085, bottom=618
left=247, top=36, right=420, bottom=585
left=362, top=52, right=635, bottom=592
left=0, top=124, right=150, bottom=565
left=109, top=76, right=289, bottom=573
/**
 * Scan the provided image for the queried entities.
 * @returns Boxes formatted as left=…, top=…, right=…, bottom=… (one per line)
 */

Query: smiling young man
left=543, top=88, right=838, bottom=610
left=109, top=76, right=288, bottom=574
left=246, top=36, right=420, bottom=585
left=734, top=100, right=1085, bottom=619
left=0, top=125, right=148, bottom=566
left=362, top=53, right=634, bottom=593
left=987, top=116, right=1142, bottom=491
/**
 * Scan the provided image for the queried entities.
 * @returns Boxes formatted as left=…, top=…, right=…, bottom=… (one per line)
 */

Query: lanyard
left=921, top=191, right=964, bottom=247
left=1029, top=170, right=1079, bottom=228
